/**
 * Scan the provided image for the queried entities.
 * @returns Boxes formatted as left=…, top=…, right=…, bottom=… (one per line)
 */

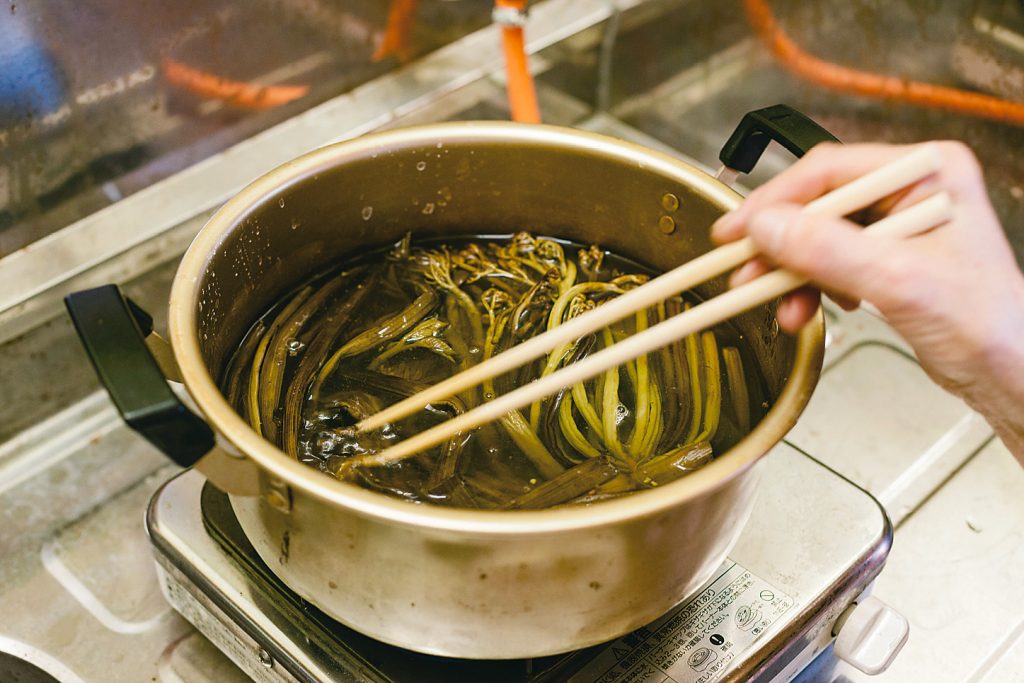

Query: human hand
left=710, top=141, right=1024, bottom=460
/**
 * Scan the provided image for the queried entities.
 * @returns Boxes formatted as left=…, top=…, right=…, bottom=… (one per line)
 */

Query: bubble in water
left=286, top=338, right=305, bottom=355
left=415, top=161, right=427, bottom=171
left=421, top=202, right=435, bottom=215
left=291, top=219, right=301, bottom=230
left=614, top=403, right=629, bottom=425
left=484, top=392, right=494, bottom=400
left=316, top=432, right=338, bottom=454
left=278, top=198, right=285, bottom=208
left=361, top=206, right=373, bottom=220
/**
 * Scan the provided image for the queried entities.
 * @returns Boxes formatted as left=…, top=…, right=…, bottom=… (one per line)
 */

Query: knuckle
left=875, top=253, right=929, bottom=313
left=784, top=213, right=831, bottom=267
left=793, top=144, right=832, bottom=171
left=936, top=139, right=976, bottom=163
left=743, top=185, right=768, bottom=206
left=804, top=142, right=839, bottom=159
left=936, top=140, right=981, bottom=176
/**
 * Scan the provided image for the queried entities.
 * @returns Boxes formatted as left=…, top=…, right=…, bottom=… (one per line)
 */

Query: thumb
left=746, top=204, right=894, bottom=305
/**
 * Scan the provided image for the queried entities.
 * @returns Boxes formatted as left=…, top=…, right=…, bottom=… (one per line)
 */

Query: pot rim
left=169, top=121, right=824, bottom=535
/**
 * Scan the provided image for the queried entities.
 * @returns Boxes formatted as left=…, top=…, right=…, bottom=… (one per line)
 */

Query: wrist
left=962, top=276, right=1024, bottom=461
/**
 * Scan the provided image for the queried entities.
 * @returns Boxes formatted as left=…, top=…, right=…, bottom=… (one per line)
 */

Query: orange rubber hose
left=744, top=0, right=1024, bottom=127
left=374, top=0, right=419, bottom=63
left=162, top=58, right=309, bottom=110
left=496, top=0, right=541, bottom=123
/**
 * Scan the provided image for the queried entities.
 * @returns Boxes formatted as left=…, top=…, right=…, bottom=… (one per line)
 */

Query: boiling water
left=221, top=233, right=768, bottom=509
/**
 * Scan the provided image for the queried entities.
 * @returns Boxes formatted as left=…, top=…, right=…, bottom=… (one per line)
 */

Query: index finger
left=712, top=142, right=919, bottom=242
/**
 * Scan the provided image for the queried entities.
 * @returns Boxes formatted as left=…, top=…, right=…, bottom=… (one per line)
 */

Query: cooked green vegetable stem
left=503, top=457, right=618, bottom=509
left=723, top=346, right=751, bottom=434
left=225, top=319, right=265, bottom=416
left=483, top=305, right=564, bottom=479
left=627, top=309, right=651, bottom=457
left=224, top=233, right=744, bottom=508
left=314, top=288, right=438, bottom=391
left=247, top=330, right=273, bottom=436
left=682, top=303, right=705, bottom=445
left=694, top=331, right=722, bottom=443
left=558, top=394, right=602, bottom=459
left=258, top=286, right=315, bottom=442
left=657, top=298, right=689, bottom=452
left=280, top=269, right=377, bottom=455
left=599, top=328, right=629, bottom=463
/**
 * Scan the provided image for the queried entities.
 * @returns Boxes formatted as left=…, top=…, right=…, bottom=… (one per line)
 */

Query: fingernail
left=710, top=211, right=738, bottom=242
left=729, top=260, right=762, bottom=288
left=748, top=208, right=796, bottom=255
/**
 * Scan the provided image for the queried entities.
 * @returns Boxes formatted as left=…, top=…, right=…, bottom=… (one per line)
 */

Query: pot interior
left=191, top=125, right=795, bottom=422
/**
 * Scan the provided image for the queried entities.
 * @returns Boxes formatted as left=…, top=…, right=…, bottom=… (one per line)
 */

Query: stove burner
left=147, top=444, right=891, bottom=682
left=199, top=482, right=575, bottom=682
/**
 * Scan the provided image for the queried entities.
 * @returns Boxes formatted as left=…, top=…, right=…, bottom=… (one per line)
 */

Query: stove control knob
left=832, top=596, right=910, bottom=675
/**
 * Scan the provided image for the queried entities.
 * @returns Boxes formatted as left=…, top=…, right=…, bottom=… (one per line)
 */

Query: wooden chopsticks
left=349, top=146, right=950, bottom=468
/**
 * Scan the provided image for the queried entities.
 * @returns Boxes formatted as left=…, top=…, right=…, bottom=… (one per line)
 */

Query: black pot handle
left=64, top=285, right=214, bottom=467
left=719, top=104, right=840, bottom=173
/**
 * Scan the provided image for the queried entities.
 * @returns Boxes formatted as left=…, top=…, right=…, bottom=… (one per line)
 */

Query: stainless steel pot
left=66, top=106, right=832, bottom=658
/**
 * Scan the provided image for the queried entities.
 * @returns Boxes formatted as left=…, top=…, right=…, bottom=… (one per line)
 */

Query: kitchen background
left=1, top=1, right=1022, bottom=680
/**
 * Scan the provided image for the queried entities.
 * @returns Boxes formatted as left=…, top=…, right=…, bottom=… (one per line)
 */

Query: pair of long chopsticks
left=349, top=146, right=951, bottom=468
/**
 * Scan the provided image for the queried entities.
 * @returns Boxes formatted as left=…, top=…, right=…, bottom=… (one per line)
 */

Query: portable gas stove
left=147, top=442, right=901, bottom=683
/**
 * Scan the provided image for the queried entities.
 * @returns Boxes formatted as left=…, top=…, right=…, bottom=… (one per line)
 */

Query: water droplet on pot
left=361, top=206, right=373, bottom=220
left=415, top=161, right=427, bottom=171
left=278, top=198, right=285, bottom=208
left=291, top=219, right=301, bottom=230
left=421, top=202, right=435, bottom=215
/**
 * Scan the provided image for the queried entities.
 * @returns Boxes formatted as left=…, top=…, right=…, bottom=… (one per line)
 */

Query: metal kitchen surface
left=1, top=0, right=1024, bottom=681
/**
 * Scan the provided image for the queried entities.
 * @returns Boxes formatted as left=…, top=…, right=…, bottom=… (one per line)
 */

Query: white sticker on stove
left=569, top=561, right=793, bottom=683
